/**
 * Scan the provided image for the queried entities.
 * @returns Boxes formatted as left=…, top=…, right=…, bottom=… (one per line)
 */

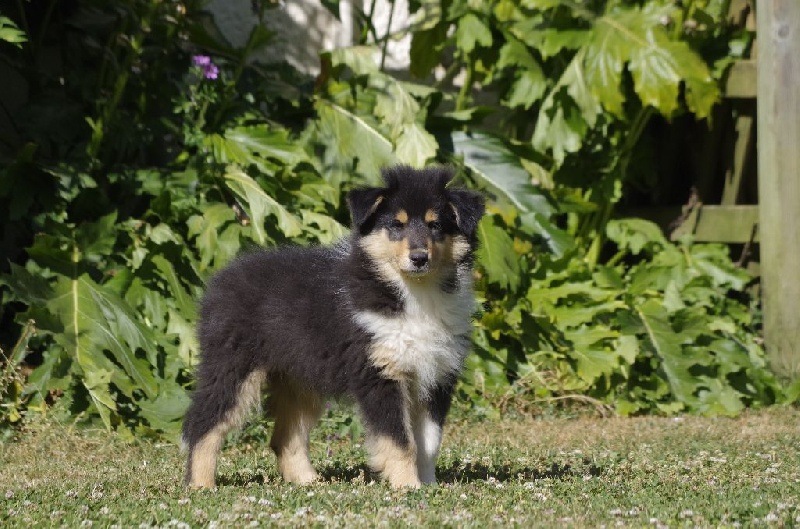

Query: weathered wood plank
left=721, top=103, right=756, bottom=205
left=724, top=61, right=757, bottom=98
left=757, top=0, right=800, bottom=379
left=669, top=205, right=759, bottom=243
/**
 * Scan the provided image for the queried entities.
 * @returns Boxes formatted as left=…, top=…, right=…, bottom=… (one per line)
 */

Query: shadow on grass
left=219, top=459, right=602, bottom=487
left=437, top=460, right=602, bottom=483
left=217, top=472, right=268, bottom=487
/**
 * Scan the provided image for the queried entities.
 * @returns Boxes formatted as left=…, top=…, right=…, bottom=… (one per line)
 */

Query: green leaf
left=564, top=326, right=624, bottom=384
left=635, top=300, right=706, bottom=405
left=447, top=131, right=552, bottom=216
left=519, top=211, right=573, bottom=258
left=300, top=211, right=349, bottom=245
left=374, top=78, right=423, bottom=137
left=205, top=125, right=307, bottom=172
left=187, top=203, right=240, bottom=270
left=75, top=212, right=118, bottom=264
left=410, top=21, right=449, bottom=78
left=30, top=272, right=163, bottom=427
left=150, top=255, right=197, bottom=320
left=511, top=25, right=589, bottom=59
left=313, top=100, right=395, bottom=185
left=223, top=165, right=304, bottom=243
left=505, top=70, right=548, bottom=110
left=137, top=384, right=191, bottom=435
left=586, top=5, right=719, bottom=118
left=54, top=275, right=159, bottom=395
left=606, top=218, right=668, bottom=255
left=456, top=14, right=493, bottom=54
left=394, top=123, right=438, bottom=167
left=0, top=16, right=27, bottom=48
left=325, top=45, right=380, bottom=75
left=476, top=217, right=520, bottom=291
left=695, top=377, right=745, bottom=416
left=532, top=52, right=598, bottom=163
left=497, top=36, right=540, bottom=71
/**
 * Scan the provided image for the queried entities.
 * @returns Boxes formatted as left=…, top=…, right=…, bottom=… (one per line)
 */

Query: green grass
left=1, top=407, right=799, bottom=527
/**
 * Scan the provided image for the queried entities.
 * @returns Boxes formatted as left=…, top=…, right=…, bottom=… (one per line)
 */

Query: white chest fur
left=353, top=276, right=475, bottom=398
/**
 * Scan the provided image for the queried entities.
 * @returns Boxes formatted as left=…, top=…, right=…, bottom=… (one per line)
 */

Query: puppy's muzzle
left=409, top=249, right=429, bottom=269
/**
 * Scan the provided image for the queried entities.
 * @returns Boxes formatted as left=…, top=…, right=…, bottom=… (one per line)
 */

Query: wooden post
left=757, top=0, right=800, bottom=380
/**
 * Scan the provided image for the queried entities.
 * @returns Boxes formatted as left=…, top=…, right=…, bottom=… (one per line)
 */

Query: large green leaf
left=447, top=131, right=552, bottom=216
left=586, top=4, right=719, bottom=119
left=35, top=273, right=161, bottom=427
left=205, top=125, right=307, bottom=173
left=410, top=21, right=449, bottom=78
left=324, top=45, right=380, bottom=75
left=313, top=100, right=395, bottom=185
left=187, top=203, right=241, bottom=270
left=223, top=165, right=304, bottom=243
left=446, top=131, right=574, bottom=256
left=137, top=384, right=191, bottom=436
left=532, top=52, right=599, bottom=163
left=395, top=122, right=438, bottom=167
left=635, top=300, right=710, bottom=406
left=300, top=210, right=349, bottom=245
left=564, top=326, right=632, bottom=384
left=476, top=216, right=521, bottom=292
left=533, top=3, right=719, bottom=162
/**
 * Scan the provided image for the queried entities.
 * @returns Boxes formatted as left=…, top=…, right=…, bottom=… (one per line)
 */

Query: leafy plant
left=0, top=0, right=788, bottom=439
left=0, top=15, right=26, bottom=48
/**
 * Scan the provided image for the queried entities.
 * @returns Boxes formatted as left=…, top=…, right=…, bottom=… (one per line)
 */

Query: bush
left=0, top=0, right=789, bottom=437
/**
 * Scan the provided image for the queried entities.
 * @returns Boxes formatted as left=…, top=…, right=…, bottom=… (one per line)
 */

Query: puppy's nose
left=409, top=249, right=429, bottom=267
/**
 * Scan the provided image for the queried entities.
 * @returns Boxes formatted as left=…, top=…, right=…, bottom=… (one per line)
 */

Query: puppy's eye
left=428, top=221, right=441, bottom=231
left=390, top=220, right=406, bottom=230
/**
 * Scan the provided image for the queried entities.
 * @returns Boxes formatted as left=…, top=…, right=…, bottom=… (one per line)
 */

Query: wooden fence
left=661, top=1, right=799, bottom=380
left=757, top=1, right=800, bottom=380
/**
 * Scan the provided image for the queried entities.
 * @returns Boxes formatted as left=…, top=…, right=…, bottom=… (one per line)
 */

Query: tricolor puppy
left=182, top=165, right=485, bottom=488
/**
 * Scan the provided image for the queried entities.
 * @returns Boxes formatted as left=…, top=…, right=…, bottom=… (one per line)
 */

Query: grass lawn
left=1, top=407, right=798, bottom=527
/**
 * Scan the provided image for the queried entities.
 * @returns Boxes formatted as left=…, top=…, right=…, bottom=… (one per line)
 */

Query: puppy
left=181, top=165, right=485, bottom=488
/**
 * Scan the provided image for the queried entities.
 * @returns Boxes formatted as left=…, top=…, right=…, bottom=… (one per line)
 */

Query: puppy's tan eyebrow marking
left=395, top=210, right=409, bottom=224
left=424, top=209, right=438, bottom=223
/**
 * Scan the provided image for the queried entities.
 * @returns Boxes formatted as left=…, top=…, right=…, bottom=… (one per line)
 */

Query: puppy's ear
left=348, top=187, right=385, bottom=229
left=447, top=188, right=485, bottom=240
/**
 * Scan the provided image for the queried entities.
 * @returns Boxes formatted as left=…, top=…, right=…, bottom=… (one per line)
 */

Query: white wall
left=206, top=0, right=412, bottom=74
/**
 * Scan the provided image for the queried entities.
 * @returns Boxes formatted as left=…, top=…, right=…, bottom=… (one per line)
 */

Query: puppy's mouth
left=401, top=264, right=431, bottom=277
left=399, top=249, right=432, bottom=277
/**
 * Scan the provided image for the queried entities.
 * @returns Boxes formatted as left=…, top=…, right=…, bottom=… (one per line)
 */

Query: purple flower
left=204, top=63, right=219, bottom=80
left=192, top=55, right=219, bottom=80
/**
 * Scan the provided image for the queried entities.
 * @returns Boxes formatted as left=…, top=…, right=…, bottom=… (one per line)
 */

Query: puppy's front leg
left=412, top=405, right=442, bottom=484
left=413, top=381, right=454, bottom=484
left=357, top=379, right=421, bottom=488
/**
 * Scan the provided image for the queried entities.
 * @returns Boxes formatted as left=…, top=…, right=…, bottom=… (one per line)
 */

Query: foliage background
left=0, top=0, right=794, bottom=439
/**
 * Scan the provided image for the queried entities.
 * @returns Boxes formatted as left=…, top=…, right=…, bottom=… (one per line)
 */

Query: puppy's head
left=348, top=166, right=485, bottom=282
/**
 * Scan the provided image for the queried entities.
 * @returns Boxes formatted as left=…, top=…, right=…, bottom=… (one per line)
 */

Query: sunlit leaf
left=394, top=122, right=438, bottom=167
left=313, top=100, right=395, bottom=185
left=477, top=216, right=521, bottom=292
left=223, top=165, right=304, bottom=243
left=456, top=13, right=492, bottom=54
left=447, top=131, right=552, bottom=216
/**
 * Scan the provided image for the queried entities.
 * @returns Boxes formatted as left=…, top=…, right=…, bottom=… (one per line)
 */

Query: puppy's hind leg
left=268, top=378, right=323, bottom=484
left=182, top=366, right=267, bottom=488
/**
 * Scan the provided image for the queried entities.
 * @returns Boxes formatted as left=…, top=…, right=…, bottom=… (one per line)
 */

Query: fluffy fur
left=181, top=165, right=485, bottom=489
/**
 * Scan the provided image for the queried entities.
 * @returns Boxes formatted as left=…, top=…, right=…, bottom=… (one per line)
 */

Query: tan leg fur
left=269, top=382, right=323, bottom=484
left=188, top=369, right=267, bottom=488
